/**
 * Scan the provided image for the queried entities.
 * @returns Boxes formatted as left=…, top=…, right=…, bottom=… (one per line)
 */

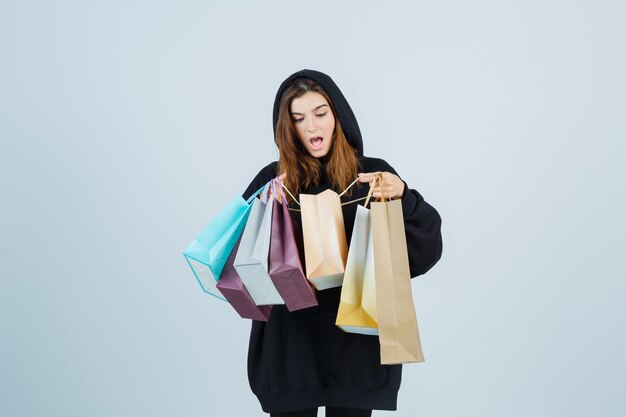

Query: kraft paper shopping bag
left=300, top=189, right=348, bottom=290
left=371, top=174, right=425, bottom=364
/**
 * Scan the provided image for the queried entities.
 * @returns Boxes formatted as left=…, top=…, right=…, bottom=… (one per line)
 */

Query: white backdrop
left=1, top=1, right=625, bottom=416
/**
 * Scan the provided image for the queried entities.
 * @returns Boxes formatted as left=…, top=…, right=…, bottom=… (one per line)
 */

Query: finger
left=359, top=172, right=380, bottom=178
left=387, top=184, right=399, bottom=198
left=380, top=173, right=396, bottom=189
left=381, top=180, right=396, bottom=194
left=385, top=184, right=398, bottom=198
left=384, top=182, right=395, bottom=196
left=377, top=185, right=390, bottom=199
left=358, top=175, right=374, bottom=183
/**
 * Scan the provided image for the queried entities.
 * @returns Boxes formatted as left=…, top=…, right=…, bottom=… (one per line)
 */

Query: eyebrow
left=290, top=104, right=328, bottom=115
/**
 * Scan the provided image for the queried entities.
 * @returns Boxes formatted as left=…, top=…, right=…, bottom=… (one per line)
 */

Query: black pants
left=270, top=407, right=372, bottom=417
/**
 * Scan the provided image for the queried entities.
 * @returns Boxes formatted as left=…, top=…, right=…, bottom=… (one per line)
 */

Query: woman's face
left=290, top=91, right=336, bottom=158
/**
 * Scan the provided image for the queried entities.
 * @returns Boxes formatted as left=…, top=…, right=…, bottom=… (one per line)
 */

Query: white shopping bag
left=234, top=184, right=285, bottom=306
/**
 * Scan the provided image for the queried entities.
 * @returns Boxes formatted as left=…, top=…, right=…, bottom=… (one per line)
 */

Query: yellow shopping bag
left=336, top=177, right=379, bottom=335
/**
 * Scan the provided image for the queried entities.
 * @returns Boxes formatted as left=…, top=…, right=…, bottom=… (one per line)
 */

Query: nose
left=306, top=118, right=319, bottom=133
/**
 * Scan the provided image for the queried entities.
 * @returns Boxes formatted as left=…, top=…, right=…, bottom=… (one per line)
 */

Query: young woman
left=241, top=69, right=443, bottom=417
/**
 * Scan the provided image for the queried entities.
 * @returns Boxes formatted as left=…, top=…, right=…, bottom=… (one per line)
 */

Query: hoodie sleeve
left=242, top=161, right=279, bottom=201
left=377, top=159, right=444, bottom=278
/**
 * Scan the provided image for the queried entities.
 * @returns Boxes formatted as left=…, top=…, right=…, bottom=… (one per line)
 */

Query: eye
left=292, top=118, right=304, bottom=123
left=316, top=112, right=327, bottom=118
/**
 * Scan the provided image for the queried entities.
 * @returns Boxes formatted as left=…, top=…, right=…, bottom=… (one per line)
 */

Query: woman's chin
left=309, top=148, right=330, bottom=158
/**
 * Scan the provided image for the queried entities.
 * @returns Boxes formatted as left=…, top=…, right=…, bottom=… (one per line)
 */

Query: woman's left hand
left=357, top=171, right=405, bottom=200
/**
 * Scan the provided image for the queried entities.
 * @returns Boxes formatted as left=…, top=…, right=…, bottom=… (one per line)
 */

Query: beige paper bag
left=300, top=189, right=348, bottom=290
left=371, top=175, right=425, bottom=364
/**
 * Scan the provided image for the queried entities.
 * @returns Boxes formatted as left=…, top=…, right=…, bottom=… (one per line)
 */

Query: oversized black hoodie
left=241, top=69, right=443, bottom=414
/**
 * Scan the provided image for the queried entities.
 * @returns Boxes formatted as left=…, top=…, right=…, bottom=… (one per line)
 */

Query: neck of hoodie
left=317, top=152, right=331, bottom=167
left=316, top=152, right=332, bottom=185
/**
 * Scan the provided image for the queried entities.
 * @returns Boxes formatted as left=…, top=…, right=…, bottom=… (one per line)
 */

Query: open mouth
left=310, top=136, right=324, bottom=150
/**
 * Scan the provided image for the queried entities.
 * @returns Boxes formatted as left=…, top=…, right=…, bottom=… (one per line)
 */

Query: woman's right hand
left=268, top=173, right=287, bottom=203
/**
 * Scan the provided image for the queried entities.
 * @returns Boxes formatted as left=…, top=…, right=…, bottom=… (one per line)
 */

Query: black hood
left=272, top=69, right=364, bottom=157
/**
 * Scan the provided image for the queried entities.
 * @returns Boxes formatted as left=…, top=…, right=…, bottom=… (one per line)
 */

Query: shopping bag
left=216, top=235, right=272, bottom=321
left=183, top=185, right=265, bottom=300
left=268, top=179, right=318, bottom=311
left=335, top=203, right=378, bottom=335
left=371, top=174, right=425, bottom=364
left=234, top=182, right=285, bottom=305
left=300, top=189, right=348, bottom=290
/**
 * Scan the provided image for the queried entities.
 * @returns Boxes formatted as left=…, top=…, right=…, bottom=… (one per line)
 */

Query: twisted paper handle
left=278, top=175, right=374, bottom=212
left=363, top=172, right=391, bottom=208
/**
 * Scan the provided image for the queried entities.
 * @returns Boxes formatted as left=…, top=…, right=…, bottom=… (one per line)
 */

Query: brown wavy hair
left=275, top=77, right=360, bottom=203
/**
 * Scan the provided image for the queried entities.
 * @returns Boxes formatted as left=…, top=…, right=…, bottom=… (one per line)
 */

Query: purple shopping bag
left=216, top=236, right=272, bottom=321
left=268, top=179, right=318, bottom=312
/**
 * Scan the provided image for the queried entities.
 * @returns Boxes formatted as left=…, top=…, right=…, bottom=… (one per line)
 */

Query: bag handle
left=363, top=172, right=391, bottom=208
left=268, top=178, right=290, bottom=207
left=278, top=175, right=377, bottom=212
left=260, top=180, right=274, bottom=204
left=378, top=172, right=392, bottom=202
left=338, top=177, right=361, bottom=197
left=363, top=174, right=379, bottom=208
left=276, top=178, right=300, bottom=206
left=246, top=184, right=267, bottom=205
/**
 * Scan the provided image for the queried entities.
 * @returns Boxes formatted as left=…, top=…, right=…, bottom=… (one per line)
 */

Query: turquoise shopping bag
left=183, top=184, right=267, bottom=300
